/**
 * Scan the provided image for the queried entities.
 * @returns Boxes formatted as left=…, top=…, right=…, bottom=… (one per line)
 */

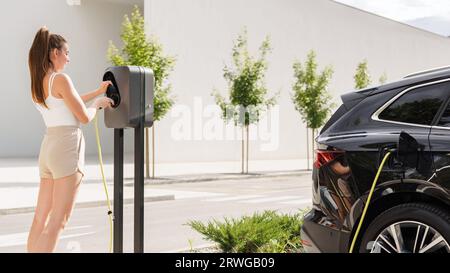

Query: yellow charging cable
left=349, top=151, right=391, bottom=253
left=94, top=113, right=114, bottom=253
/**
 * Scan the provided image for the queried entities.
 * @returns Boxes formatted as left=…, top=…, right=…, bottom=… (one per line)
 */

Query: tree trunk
left=152, top=124, right=155, bottom=179
left=306, top=126, right=310, bottom=170
left=311, top=128, right=316, bottom=169
left=246, top=125, right=249, bottom=174
left=145, top=128, right=150, bottom=179
left=241, top=126, right=245, bottom=174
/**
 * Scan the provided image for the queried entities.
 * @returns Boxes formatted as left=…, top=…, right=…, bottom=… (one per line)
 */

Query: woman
left=27, top=27, right=114, bottom=253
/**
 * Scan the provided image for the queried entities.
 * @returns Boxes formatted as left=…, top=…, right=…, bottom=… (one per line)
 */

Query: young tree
left=379, top=72, right=388, bottom=84
left=291, top=50, right=334, bottom=170
left=354, top=59, right=371, bottom=89
left=213, top=28, right=277, bottom=174
left=108, top=5, right=176, bottom=179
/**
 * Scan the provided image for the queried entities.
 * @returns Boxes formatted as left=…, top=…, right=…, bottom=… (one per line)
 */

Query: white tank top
left=33, top=72, right=80, bottom=128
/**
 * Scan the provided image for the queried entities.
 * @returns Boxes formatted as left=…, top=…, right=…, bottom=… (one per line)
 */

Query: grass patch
left=187, top=210, right=306, bottom=253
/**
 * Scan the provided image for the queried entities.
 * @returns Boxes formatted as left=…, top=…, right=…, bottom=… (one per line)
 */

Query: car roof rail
left=404, top=65, right=450, bottom=78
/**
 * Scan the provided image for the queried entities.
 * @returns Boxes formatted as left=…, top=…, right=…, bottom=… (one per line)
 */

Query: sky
left=334, top=0, right=450, bottom=37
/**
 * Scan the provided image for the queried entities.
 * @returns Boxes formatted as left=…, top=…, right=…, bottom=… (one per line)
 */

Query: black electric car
left=301, top=66, right=450, bottom=253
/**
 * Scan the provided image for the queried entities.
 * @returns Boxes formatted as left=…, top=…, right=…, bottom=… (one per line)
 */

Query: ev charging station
left=103, top=66, right=154, bottom=253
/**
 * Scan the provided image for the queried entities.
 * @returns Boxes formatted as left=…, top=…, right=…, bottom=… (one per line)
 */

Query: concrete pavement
left=0, top=156, right=310, bottom=215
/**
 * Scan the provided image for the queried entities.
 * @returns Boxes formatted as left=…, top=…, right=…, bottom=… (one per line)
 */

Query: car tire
left=359, top=202, right=450, bottom=253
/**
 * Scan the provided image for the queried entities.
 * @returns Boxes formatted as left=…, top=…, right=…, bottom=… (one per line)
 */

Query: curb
left=0, top=194, right=175, bottom=216
left=125, top=170, right=312, bottom=186
left=164, top=243, right=219, bottom=253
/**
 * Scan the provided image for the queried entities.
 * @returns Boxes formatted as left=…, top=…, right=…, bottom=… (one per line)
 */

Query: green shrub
left=187, top=210, right=306, bottom=253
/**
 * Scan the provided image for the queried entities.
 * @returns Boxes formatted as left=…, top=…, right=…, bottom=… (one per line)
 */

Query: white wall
left=142, top=0, right=450, bottom=164
left=2, top=0, right=450, bottom=165
left=0, top=0, right=140, bottom=158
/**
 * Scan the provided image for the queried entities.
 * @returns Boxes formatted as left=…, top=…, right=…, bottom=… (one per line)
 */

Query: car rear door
left=372, top=79, right=450, bottom=180
left=427, top=79, right=450, bottom=186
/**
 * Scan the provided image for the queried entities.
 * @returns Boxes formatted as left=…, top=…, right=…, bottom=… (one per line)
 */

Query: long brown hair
left=29, top=27, right=66, bottom=109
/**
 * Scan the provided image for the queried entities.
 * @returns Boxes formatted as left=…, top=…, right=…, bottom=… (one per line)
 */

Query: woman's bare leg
left=31, top=172, right=82, bottom=253
left=27, top=177, right=54, bottom=252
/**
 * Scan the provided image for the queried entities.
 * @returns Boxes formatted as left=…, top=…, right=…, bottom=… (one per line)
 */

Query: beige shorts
left=38, top=126, right=85, bottom=180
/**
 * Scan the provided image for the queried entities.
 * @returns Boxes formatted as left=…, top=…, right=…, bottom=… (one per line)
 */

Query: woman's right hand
left=93, top=97, right=114, bottom=110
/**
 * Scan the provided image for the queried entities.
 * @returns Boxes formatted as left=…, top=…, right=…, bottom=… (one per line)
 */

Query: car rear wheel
left=359, top=203, right=450, bottom=253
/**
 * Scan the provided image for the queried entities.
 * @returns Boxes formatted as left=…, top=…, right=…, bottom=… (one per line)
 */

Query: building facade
left=1, top=0, right=450, bottom=170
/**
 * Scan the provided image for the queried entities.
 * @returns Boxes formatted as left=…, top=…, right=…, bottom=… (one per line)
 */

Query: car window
left=437, top=102, right=450, bottom=127
left=379, top=81, right=450, bottom=126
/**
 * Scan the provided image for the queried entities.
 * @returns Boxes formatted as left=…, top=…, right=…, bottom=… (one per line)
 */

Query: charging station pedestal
left=103, top=66, right=154, bottom=253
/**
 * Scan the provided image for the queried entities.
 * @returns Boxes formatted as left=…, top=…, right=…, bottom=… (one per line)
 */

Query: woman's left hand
left=97, top=81, right=113, bottom=95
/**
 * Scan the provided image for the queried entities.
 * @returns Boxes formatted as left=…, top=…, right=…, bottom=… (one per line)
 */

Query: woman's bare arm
left=80, top=89, right=102, bottom=103
left=54, top=73, right=98, bottom=124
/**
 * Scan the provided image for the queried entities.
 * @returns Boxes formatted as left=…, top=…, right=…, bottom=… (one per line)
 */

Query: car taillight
left=314, top=150, right=345, bottom=169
